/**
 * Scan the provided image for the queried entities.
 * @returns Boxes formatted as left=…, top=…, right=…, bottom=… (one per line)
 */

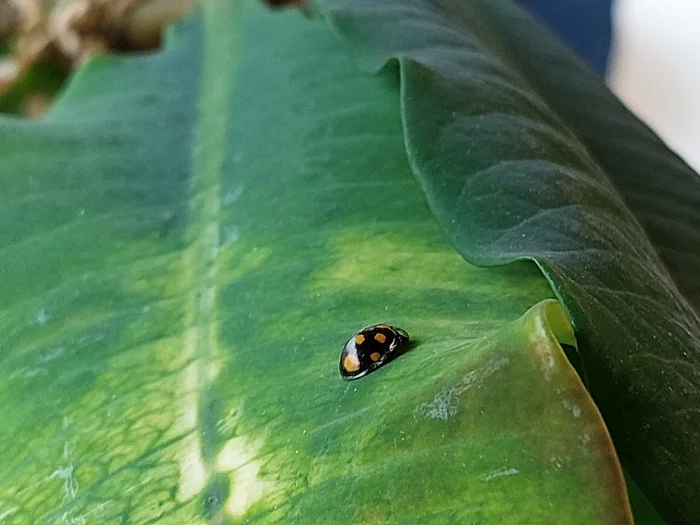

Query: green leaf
left=0, top=1, right=632, bottom=523
left=317, top=0, right=700, bottom=522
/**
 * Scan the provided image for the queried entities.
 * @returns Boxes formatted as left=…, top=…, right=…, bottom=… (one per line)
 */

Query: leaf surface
left=317, top=0, right=700, bottom=522
left=0, top=1, right=632, bottom=523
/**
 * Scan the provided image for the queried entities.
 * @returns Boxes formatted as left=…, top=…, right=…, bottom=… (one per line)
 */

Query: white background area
left=609, top=0, right=700, bottom=173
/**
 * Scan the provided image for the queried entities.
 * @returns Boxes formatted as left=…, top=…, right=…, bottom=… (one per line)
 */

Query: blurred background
left=0, top=0, right=699, bottom=173
left=609, top=0, right=700, bottom=174
left=522, top=0, right=700, bottom=173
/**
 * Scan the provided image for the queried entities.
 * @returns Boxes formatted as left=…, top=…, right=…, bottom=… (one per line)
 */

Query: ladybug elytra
left=339, top=324, right=409, bottom=380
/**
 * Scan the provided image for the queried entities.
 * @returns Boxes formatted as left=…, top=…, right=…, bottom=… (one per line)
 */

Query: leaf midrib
left=176, top=0, right=240, bottom=513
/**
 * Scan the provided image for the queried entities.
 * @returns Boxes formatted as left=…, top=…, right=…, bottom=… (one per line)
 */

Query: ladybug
left=339, top=324, right=409, bottom=380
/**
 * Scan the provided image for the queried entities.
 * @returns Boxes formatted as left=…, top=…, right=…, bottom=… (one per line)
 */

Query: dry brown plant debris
left=0, top=0, right=197, bottom=102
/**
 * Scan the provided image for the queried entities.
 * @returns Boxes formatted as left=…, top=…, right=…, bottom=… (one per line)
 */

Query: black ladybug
left=339, top=324, right=409, bottom=380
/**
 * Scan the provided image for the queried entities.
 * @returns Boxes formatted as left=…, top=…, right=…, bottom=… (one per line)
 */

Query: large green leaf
left=0, top=1, right=633, bottom=523
left=317, top=0, right=700, bottom=522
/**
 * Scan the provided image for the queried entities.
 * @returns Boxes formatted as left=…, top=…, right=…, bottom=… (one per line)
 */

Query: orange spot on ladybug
left=370, top=352, right=381, bottom=362
left=343, top=354, right=361, bottom=373
left=374, top=333, right=387, bottom=344
left=354, top=334, right=365, bottom=345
